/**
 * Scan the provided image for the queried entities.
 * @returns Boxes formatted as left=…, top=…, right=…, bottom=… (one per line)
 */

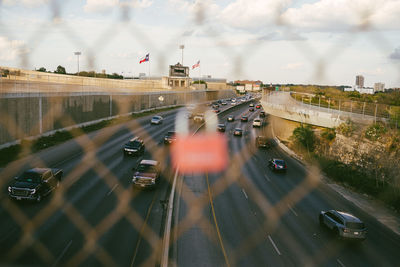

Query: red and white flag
left=139, top=54, right=149, bottom=64
left=192, top=60, right=200, bottom=69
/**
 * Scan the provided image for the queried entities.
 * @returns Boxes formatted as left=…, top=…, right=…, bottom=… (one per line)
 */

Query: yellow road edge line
left=206, top=173, right=231, bottom=267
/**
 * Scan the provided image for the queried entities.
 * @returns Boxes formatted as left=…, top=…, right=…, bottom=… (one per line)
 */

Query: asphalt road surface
left=1, top=99, right=399, bottom=267
left=173, top=103, right=400, bottom=267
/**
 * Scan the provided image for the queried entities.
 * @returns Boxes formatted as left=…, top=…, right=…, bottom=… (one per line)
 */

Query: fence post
left=39, top=95, right=43, bottom=134
left=319, top=96, right=321, bottom=109
left=350, top=100, right=352, bottom=113
left=328, top=98, right=330, bottom=111
left=109, top=94, right=112, bottom=117
left=363, top=102, right=366, bottom=117
left=374, top=103, right=378, bottom=123
left=339, top=100, right=341, bottom=114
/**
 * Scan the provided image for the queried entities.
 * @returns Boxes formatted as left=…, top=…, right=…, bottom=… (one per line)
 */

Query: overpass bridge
left=260, top=91, right=386, bottom=128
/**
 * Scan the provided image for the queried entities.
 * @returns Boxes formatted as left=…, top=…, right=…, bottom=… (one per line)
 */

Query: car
left=249, top=107, right=255, bottom=112
left=241, top=116, right=248, bottom=122
left=319, top=210, right=367, bottom=241
left=256, top=104, right=261, bottom=109
left=217, top=123, right=226, bottom=132
left=8, top=168, right=63, bottom=202
left=213, top=109, right=220, bottom=113
left=193, top=113, right=205, bottom=123
left=164, top=131, right=176, bottom=144
left=252, top=118, right=262, bottom=127
left=151, top=115, right=163, bottom=125
left=212, top=104, right=219, bottom=109
left=255, top=136, right=272, bottom=148
left=123, top=137, right=145, bottom=156
left=249, top=103, right=254, bottom=107
left=227, top=115, right=235, bottom=122
left=268, top=158, right=287, bottom=172
left=233, top=128, right=243, bottom=136
left=260, top=111, right=266, bottom=117
left=221, top=102, right=227, bottom=105
left=132, top=160, right=160, bottom=189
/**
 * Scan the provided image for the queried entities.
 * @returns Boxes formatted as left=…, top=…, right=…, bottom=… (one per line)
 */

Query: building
left=374, top=82, right=385, bottom=92
left=161, top=63, right=192, bottom=89
left=355, top=75, right=364, bottom=88
left=235, top=80, right=262, bottom=92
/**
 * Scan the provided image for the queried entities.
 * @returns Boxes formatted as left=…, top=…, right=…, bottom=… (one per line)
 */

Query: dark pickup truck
left=8, top=168, right=63, bottom=202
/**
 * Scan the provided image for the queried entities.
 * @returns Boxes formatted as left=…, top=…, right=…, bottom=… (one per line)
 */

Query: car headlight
left=151, top=178, right=156, bottom=183
left=30, top=189, right=36, bottom=194
left=8, top=186, right=11, bottom=192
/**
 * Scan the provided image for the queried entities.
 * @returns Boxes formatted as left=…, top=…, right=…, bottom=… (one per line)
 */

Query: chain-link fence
left=1, top=1, right=400, bottom=266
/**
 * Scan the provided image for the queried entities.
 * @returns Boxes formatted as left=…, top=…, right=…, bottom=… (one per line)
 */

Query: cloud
left=2, top=0, right=49, bottom=7
left=219, top=0, right=292, bottom=30
left=360, top=67, right=385, bottom=76
left=84, top=0, right=153, bottom=13
left=389, top=47, right=400, bottom=60
left=282, top=62, right=304, bottom=70
left=281, top=0, right=400, bottom=31
left=0, top=36, right=27, bottom=61
left=257, top=31, right=306, bottom=41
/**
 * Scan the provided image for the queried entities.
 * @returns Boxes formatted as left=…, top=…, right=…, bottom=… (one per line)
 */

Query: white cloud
left=84, top=0, right=152, bottom=13
left=281, top=0, right=400, bottom=31
left=282, top=62, right=303, bottom=70
left=0, top=36, right=27, bottom=61
left=219, top=0, right=292, bottom=29
left=2, top=0, right=49, bottom=7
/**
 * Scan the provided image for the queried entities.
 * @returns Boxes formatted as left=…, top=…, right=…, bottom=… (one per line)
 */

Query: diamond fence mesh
left=0, top=1, right=399, bottom=267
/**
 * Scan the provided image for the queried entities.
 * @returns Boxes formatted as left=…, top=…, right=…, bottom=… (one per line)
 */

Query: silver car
left=319, top=210, right=367, bottom=241
left=151, top=115, right=163, bottom=125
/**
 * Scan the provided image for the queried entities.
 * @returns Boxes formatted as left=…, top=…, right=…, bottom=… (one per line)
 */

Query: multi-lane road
left=1, top=99, right=399, bottom=266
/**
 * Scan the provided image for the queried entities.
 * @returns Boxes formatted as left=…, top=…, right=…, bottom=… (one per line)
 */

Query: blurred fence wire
left=0, top=1, right=399, bottom=267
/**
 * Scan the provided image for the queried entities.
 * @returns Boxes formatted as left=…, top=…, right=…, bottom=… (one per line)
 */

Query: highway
left=0, top=99, right=399, bottom=266
left=173, top=103, right=400, bottom=266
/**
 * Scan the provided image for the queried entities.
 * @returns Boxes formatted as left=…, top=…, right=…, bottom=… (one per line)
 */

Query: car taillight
left=284, top=164, right=287, bottom=168
left=274, top=164, right=277, bottom=168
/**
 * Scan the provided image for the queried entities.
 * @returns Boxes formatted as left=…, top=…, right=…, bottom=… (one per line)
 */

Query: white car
left=253, top=118, right=262, bottom=127
left=151, top=116, right=163, bottom=125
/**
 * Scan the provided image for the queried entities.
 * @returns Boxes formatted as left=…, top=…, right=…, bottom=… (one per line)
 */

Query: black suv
left=8, top=168, right=63, bottom=202
left=123, top=137, right=145, bottom=156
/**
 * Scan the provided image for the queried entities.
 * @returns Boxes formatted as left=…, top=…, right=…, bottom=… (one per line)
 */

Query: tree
left=292, top=124, right=315, bottom=152
left=54, top=65, right=66, bottom=74
left=37, top=67, right=47, bottom=72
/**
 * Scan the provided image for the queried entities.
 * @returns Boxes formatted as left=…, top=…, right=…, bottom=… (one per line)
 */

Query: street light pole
left=74, top=51, right=81, bottom=76
left=179, top=45, right=184, bottom=65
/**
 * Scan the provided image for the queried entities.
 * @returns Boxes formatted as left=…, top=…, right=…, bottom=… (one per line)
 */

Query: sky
left=0, top=0, right=400, bottom=88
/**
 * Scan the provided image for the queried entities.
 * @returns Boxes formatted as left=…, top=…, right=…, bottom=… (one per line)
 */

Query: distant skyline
left=0, top=0, right=400, bottom=87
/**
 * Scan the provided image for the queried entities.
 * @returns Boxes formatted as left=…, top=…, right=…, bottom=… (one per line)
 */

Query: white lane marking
left=52, top=240, right=72, bottom=267
left=264, top=174, right=271, bottom=182
left=107, top=184, right=119, bottom=196
left=287, top=204, right=298, bottom=217
left=337, top=259, right=346, bottom=267
left=242, top=189, right=248, bottom=199
left=268, top=235, right=281, bottom=256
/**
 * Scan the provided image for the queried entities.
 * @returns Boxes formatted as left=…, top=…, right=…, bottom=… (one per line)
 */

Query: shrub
left=321, top=128, right=336, bottom=141
left=365, top=123, right=387, bottom=141
left=336, top=119, right=355, bottom=137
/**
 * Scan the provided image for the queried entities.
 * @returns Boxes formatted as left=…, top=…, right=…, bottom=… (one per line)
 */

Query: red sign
left=170, top=133, right=228, bottom=174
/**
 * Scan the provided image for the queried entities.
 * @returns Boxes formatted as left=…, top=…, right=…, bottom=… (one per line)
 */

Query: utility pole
left=74, top=51, right=81, bottom=76
left=179, top=45, right=184, bottom=65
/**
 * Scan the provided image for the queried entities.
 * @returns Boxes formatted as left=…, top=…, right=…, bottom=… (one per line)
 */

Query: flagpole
left=148, top=59, right=150, bottom=78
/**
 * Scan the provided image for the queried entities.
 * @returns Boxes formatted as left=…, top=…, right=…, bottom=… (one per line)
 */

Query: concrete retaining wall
left=0, top=90, right=235, bottom=147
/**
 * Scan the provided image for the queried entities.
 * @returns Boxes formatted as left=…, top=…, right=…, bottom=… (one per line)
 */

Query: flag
left=192, top=60, right=200, bottom=69
left=139, top=54, right=149, bottom=64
